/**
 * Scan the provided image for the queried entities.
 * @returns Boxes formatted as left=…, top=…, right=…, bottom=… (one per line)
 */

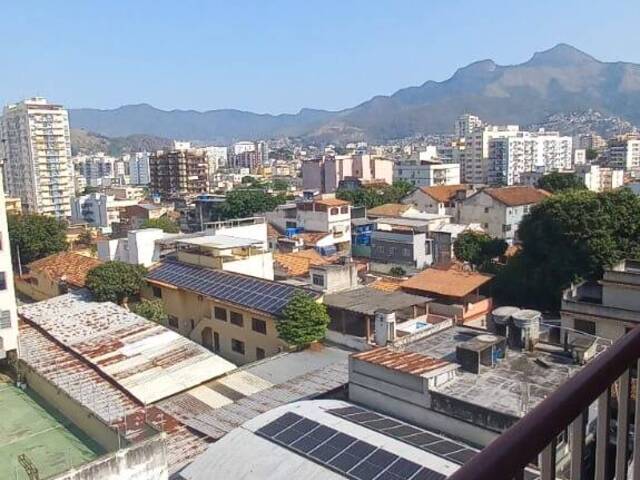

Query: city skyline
left=3, top=0, right=640, bottom=113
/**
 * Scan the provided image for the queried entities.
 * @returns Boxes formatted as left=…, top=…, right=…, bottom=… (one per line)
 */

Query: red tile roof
left=28, top=252, right=102, bottom=288
left=483, top=186, right=551, bottom=207
left=400, top=266, right=493, bottom=298
left=274, top=250, right=333, bottom=277
left=367, top=203, right=411, bottom=217
left=419, top=184, right=469, bottom=203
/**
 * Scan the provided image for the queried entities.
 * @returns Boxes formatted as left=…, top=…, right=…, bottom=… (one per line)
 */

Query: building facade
left=606, top=139, right=640, bottom=170
left=394, top=160, right=461, bottom=187
left=0, top=97, right=73, bottom=217
left=0, top=166, right=18, bottom=358
left=71, top=193, right=138, bottom=233
left=127, top=152, right=151, bottom=185
left=149, top=148, right=210, bottom=198
left=575, top=164, right=624, bottom=192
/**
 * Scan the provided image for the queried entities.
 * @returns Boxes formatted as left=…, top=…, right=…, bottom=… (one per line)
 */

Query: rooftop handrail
left=448, top=326, right=640, bottom=480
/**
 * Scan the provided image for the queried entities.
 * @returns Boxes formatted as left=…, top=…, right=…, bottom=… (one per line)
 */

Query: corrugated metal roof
left=323, top=287, right=431, bottom=315
left=147, top=261, right=317, bottom=317
left=18, top=321, right=208, bottom=474
left=19, top=292, right=236, bottom=404
left=353, top=348, right=452, bottom=375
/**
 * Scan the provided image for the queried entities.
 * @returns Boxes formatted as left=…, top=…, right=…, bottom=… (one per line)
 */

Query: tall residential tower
left=0, top=97, right=73, bottom=218
left=0, top=164, right=18, bottom=359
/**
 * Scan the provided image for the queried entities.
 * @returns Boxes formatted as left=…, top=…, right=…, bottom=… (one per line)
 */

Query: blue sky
left=3, top=0, right=639, bottom=113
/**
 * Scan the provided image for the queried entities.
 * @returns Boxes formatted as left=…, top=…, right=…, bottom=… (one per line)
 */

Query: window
left=0, top=272, right=6, bottom=290
left=0, top=310, right=11, bottom=329
left=252, top=318, right=267, bottom=335
left=340, top=206, right=348, bottom=214
left=330, top=207, right=339, bottom=215
left=256, top=347, right=266, bottom=360
left=574, top=319, right=596, bottom=336
left=502, top=224, right=512, bottom=232
left=231, top=339, right=245, bottom=355
left=312, top=274, right=325, bottom=287
left=190, top=319, right=195, bottom=331
left=168, top=315, right=179, bottom=329
left=402, top=248, right=411, bottom=257
left=214, top=306, right=227, bottom=321
left=230, top=311, right=244, bottom=327
left=214, top=332, right=220, bottom=351
left=152, top=286, right=162, bottom=298
left=484, top=207, right=490, bottom=213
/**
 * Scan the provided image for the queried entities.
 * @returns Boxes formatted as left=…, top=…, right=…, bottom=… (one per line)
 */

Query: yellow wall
left=142, top=283, right=287, bottom=365
left=15, top=270, right=62, bottom=301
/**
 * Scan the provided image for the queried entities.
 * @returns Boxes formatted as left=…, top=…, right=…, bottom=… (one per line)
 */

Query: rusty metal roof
left=18, top=291, right=236, bottom=404
left=18, top=321, right=208, bottom=474
left=352, top=348, right=452, bottom=375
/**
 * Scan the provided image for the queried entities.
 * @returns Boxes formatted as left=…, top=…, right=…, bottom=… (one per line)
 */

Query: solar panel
left=362, top=419, right=401, bottom=430
left=426, top=441, right=464, bottom=455
left=384, top=425, right=422, bottom=438
left=447, top=449, right=477, bottom=464
left=256, top=413, right=454, bottom=480
left=404, top=433, right=441, bottom=447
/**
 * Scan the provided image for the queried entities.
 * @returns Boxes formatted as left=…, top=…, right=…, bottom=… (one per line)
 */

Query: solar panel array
left=147, top=261, right=311, bottom=316
left=256, top=412, right=447, bottom=480
left=330, top=407, right=539, bottom=480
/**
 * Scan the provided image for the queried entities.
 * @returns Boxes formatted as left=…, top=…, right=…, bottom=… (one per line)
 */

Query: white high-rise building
left=203, top=146, right=228, bottom=169
left=606, top=139, right=640, bottom=170
left=233, top=141, right=256, bottom=155
left=128, top=152, right=151, bottom=185
left=454, top=114, right=483, bottom=138
left=457, top=124, right=521, bottom=184
left=488, top=131, right=572, bottom=186
left=0, top=165, right=18, bottom=359
left=0, top=97, right=73, bottom=218
left=74, top=152, right=117, bottom=187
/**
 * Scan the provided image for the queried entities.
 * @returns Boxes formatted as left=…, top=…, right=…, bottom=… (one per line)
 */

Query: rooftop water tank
left=490, top=306, right=520, bottom=336
left=510, top=309, right=542, bottom=351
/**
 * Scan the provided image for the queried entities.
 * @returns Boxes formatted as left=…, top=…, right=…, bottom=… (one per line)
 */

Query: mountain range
left=69, top=44, right=640, bottom=144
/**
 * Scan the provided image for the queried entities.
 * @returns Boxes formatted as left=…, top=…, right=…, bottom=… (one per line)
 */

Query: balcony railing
left=448, top=326, right=640, bottom=480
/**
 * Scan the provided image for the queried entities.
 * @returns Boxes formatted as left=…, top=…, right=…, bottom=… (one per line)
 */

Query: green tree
left=454, top=231, right=507, bottom=269
left=585, top=148, right=598, bottom=161
left=85, top=261, right=148, bottom=305
left=220, top=189, right=287, bottom=220
left=537, top=172, right=585, bottom=193
left=271, top=179, right=289, bottom=191
left=495, top=188, right=640, bottom=310
left=76, top=230, right=94, bottom=247
left=277, top=292, right=330, bottom=346
left=389, top=266, right=407, bottom=277
left=132, top=299, right=168, bottom=323
left=8, top=214, right=68, bottom=265
left=141, top=216, right=180, bottom=233
left=336, top=181, right=415, bottom=209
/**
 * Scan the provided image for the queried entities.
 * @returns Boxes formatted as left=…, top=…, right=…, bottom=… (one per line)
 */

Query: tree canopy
left=220, top=189, right=287, bottom=220
left=271, top=179, right=289, bottom=191
left=131, top=298, right=168, bottom=323
left=141, top=216, right=180, bottom=233
left=536, top=172, right=585, bottom=193
left=277, top=292, right=330, bottom=346
left=494, top=188, right=640, bottom=310
left=585, top=148, right=598, bottom=161
left=85, top=261, right=148, bottom=305
left=8, top=214, right=68, bottom=265
left=454, top=231, right=508, bottom=269
left=336, top=181, right=414, bottom=209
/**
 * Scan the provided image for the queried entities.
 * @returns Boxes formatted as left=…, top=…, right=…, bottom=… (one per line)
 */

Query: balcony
left=448, top=326, right=640, bottom=480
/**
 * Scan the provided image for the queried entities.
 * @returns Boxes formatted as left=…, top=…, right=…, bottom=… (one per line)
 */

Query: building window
left=340, top=206, right=348, bottom=214
left=190, top=319, right=195, bottom=330
left=574, top=319, right=596, bottom=336
left=168, top=315, right=179, bottom=329
left=256, top=347, right=266, bottom=360
left=484, top=207, right=490, bottom=213
left=214, top=332, right=220, bottom=352
left=330, top=207, right=339, bottom=215
left=0, top=272, right=6, bottom=290
left=152, top=286, right=162, bottom=298
left=402, top=248, right=411, bottom=256
left=230, top=311, right=244, bottom=327
left=252, top=318, right=267, bottom=335
left=214, top=306, right=227, bottom=321
left=0, top=310, right=11, bottom=329
left=312, top=274, right=325, bottom=287
left=231, top=339, right=245, bottom=355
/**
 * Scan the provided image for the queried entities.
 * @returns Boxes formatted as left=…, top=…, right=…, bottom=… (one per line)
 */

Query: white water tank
left=491, top=306, right=520, bottom=336
left=374, top=309, right=396, bottom=346
left=511, top=309, right=542, bottom=351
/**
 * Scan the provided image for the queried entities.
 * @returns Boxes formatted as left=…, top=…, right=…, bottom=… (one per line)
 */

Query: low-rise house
left=145, top=260, right=319, bottom=365
left=274, top=249, right=333, bottom=280
left=15, top=252, right=102, bottom=301
left=402, top=184, right=475, bottom=220
left=370, top=226, right=432, bottom=273
left=394, top=158, right=461, bottom=187
left=400, top=265, right=494, bottom=325
left=561, top=259, right=640, bottom=341
left=459, top=186, right=550, bottom=243
left=71, top=193, right=139, bottom=234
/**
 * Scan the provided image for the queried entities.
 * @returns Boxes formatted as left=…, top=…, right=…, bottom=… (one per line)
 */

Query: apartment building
left=575, top=164, right=624, bottom=192
left=302, top=154, right=393, bottom=193
left=71, top=193, right=138, bottom=233
left=0, top=97, right=73, bottom=218
left=454, top=113, right=483, bottom=138
left=394, top=159, right=461, bottom=187
left=488, top=131, right=572, bottom=185
left=127, top=152, right=151, bottom=185
left=459, top=186, right=550, bottom=243
left=0, top=167, right=18, bottom=359
left=457, top=125, right=521, bottom=184
left=149, top=144, right=210, bottom=199
left=73, top=152, right=119, bottom=187
left=606, top=139, right=640, bottom=170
